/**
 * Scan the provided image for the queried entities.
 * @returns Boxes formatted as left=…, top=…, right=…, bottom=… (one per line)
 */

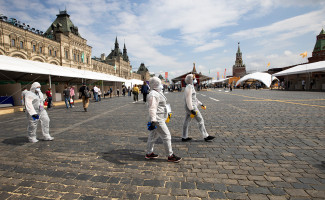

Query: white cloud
left=231, top=9, right=325, bottom=41
left=194, top=40, right=225, bottom=52
left=1, top=0, right=325, bottom=80
left=245, top=50, right=309, bottom=72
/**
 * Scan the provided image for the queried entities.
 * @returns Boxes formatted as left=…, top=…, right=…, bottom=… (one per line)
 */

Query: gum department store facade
left=0, top=10, right=148, bottom=106
left=0, top=10, right=142, bottom=83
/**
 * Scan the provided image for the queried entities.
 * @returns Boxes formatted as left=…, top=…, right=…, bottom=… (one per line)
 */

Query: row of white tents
left=211, top=60, right=325, bottom=88
left=1, top=55, right=324, bottom=89
left=0, top=55, right=143, bottom=87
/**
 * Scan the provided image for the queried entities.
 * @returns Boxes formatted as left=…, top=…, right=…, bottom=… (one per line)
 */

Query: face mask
left=193, top=79, right=197, bottom=84
left=35, top=88, right=41, bottom=93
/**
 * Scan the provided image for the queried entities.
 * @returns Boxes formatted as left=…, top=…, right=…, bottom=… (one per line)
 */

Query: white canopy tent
left=236, top=72, right=278, bottom=88
left=272, top=61, right=325, bottom=76
left=0, top=55, right=127, bottom=82
left=124, top=79, right=144, bottom=88
left=211, top=78, right=229, bottom=83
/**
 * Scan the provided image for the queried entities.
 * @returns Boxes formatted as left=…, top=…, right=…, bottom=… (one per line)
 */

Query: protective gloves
left=166, top=113, right=172, bottom=123
left=147, top=121, right=157, bottom=131
left=32, top=114, right=39, bottom=120
left=190, top=110, right=197, bottom=118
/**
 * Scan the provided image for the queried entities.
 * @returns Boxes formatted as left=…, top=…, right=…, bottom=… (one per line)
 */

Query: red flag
left=165, top=72, right=168, bottom=81
left=217, top=72, right=219, bottom=80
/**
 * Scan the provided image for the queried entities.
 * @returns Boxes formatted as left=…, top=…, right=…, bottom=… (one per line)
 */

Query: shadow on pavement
left=100, top=149, right=165, bottom=165
left=313, top=162, right=325, bottom=171
left=2, top=136, right=29, bottom=145
left=138, top=136, right=204, bottom=143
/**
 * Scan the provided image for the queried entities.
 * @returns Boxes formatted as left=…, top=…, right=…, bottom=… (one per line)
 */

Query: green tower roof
left=44, top=10, right=81, bottom=37
left=313, top=28, right=325, bottom=52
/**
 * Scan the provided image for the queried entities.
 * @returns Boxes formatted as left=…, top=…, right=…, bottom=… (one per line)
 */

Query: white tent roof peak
left=236, top=72, right=278, bottom=88
left=272, top=61, right=325, bottom=76
left=0, top=55, right=126, bottom=82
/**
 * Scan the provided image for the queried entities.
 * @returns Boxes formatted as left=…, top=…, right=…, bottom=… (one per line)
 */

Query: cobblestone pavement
left=0, top=89, right=324, bottom=200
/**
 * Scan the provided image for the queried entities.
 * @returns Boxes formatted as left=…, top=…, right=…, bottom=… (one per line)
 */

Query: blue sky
left=1, top=0, right=325, bottom=80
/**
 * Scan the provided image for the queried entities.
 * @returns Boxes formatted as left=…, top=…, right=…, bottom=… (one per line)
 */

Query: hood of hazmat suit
left=25, top=82, right=44, bottom=116
left=149, top=77, right=162, bottom=92
left=30, top=82, right=41, bottom=93
left=184, top=74, right=202, bottom=110
left=185, top=74, right=194, bottom=85
left=147, top=77, right=168, bottom=122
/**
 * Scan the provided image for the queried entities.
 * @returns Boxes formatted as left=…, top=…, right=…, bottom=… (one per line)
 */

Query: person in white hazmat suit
left=145, top=77, right=181, bottom=162
left=24, top=82, right=54, bottom=143
left=182, top=74, right=215, bottom=142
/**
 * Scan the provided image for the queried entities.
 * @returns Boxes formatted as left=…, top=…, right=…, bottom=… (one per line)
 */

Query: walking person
left=132, top=84, right=139, bottom=102
left=98, top=87, right=102, bottom=101
left=128, top=86, right=131, bottom=97
left=70, top=86, right=75, bottom=107
left=122, top=86, right=126, bottom=96
left=141, top=81, right=150, bottom=102
left=182, top=74, right=215, bottom=142
left=45, top=88, right=53, bottom=110
left=21, top=88, right=28, bottom=112
left=79, top=83, right=90, bottom=112
left=24, top=82, right=54, bottom=143
left=109, top=87, right=113, bottom=98
left=63, top=86, right=72, bottom=109
left=302, top=80, right=305, bottom=90
left=145, top=77, right=181, bottom=162
left=93, top=85, right=99, bottom=102
left=117, top=88, right=120, bottom=97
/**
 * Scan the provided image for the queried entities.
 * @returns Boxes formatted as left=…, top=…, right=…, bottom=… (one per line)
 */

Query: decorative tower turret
left=123, top=43, right=129, bottom=62
left=308, top=28, right=325, bottom=63
left=232, top=42, right=246, bottom=77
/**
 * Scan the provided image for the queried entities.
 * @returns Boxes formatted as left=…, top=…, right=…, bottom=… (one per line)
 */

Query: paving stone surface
left=0, top=89, right=324, bottom=199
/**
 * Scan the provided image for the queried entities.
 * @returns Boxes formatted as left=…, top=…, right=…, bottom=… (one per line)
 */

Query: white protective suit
left=182, top=74, right=209, bottom=139
left=25, top=82, right=53, bottom=142
left=146, top=77, right=173, bottom=156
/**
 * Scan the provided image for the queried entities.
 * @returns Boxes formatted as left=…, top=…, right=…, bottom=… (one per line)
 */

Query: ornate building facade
left=308, top=28, right=325, bottom=63
left=232, top=42, right=246, bottom=78
left=0, top=10, right=141, bottom=80
left=93, top=36, right=141, bottom=80
left=137, top=63, right=151, bottom=81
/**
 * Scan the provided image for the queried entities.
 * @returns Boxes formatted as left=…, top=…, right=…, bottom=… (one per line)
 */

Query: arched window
left=54, top=51, right=57, bottom=57
left=39, top=47, right=42, bottom=53
left=33, top=45, right=36, bottom=52
left=20, top=41, right=24, bottom=49
left=49, top=48, right=52, bottom=56
left=11, top=39, right=15, bottom=47
left=65, top=50, right=68, bottom=59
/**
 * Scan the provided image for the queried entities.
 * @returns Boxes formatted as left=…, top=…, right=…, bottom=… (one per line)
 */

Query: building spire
left=192, top=62, right=197, bottom=73
left=115, top=36, right=119, bottom=49
left=123, top=40, right=129, bottom=62
left=237, top=42, right=241, bottom=53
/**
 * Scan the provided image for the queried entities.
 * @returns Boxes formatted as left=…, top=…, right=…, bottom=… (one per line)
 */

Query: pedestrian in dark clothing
left=79, top=83, right=90, bottom=112
left=63, top=86, right=72, bottom=109
left=128, top=86, right=131, bottom=96
left=109, top=88, right=113, bottom=98
left=141, top=81, right=150, bottom=102
left=122, top=87, right=126, bottom=96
